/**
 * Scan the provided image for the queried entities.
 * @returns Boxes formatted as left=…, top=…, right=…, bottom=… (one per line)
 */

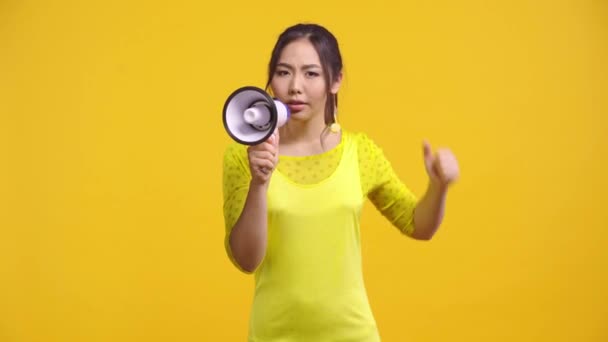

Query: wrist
left=428, top=179, right=448, bottom=195
left=249, top=179, right=269, bottom=192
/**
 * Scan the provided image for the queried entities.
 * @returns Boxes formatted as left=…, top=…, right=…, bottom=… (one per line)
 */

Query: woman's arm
left=411, top=182, right=447, bottom=240
left=227, top=132, right=279, bottom=273
left=229, top=181, right=270, bottom=273
left=411, top=140, right=459, bottom=240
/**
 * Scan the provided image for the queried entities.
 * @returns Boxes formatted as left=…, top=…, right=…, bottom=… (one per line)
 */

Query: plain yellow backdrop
left=1, top=0, right=606, bottom=341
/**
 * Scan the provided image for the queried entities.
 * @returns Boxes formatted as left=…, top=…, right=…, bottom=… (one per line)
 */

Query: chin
left=289, top=111, right=313, bottom=122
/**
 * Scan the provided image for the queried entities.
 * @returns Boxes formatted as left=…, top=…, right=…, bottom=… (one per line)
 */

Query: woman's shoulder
left=223, top=141, right=248, bottom=163
left=343, top=129, right=377, bottom=149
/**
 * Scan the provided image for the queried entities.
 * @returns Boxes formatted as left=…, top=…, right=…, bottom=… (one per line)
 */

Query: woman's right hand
left=247, top=130, right=279, bottom=186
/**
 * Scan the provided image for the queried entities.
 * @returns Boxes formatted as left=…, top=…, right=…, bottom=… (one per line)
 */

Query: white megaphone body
left=222, top=86, right=290, bottom=145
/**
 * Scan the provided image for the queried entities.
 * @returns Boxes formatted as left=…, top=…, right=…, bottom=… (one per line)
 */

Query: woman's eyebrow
left=277, top=62, right=321, bottom=70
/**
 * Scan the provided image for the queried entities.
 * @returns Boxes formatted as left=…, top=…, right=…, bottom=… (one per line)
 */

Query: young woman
left=222, top=23, right=460, bottom=341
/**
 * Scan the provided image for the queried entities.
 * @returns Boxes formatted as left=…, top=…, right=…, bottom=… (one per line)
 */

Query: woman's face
left=270, top=38, right=340, bottom=124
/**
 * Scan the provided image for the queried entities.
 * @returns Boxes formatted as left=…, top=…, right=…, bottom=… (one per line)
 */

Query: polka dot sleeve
left=222, top=143, right=251, bottom=271
left=356, top=133, right=418, bottom=236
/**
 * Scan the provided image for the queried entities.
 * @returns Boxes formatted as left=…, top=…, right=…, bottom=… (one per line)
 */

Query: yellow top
left=222, top=130, right=418, bottom=341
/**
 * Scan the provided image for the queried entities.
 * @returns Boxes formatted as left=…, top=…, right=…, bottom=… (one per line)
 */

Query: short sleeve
left=222, top=143, right=252, bottom=272
left=356, top=133, right=418, bottom=236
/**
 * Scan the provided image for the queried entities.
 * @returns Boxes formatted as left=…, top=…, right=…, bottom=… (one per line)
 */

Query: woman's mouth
left=287, top=101, right=307, bottom=113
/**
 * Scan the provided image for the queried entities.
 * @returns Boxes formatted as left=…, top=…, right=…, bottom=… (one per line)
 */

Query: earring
left=329, top=110, right=341, bottom=133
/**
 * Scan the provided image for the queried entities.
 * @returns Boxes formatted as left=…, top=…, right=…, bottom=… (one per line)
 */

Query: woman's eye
left=276, top=70, right=289, bottom=76
left=306, top=72, right=320, bottom=77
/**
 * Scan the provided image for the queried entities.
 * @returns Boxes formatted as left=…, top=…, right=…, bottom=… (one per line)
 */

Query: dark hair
left=265, top=23, right=343, bottom=128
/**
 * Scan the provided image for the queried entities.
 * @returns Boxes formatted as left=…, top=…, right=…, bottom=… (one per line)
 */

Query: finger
left=435, top=157, right=447, bottom=182
left=258, top=167, right=270, bottom=175
left=422, top=139, right=434, bottom=173
left=422, top=140, right=432, bottom=159
left=250, top=151, right=275, bottom=161
left=251, top=158, right=275, bottom=169
left=250, top=142, right=277, bottom=158
left=439, top=151, right=459, bottom=182
left=253, top=159, right=275, bottom=172
left=250, top=141, right=274, bottom=151
left=269, top=129, right=279, bottom=145
left=271, top=129, right=280, bottom=149
left=264, top=139, right=277, bottom=152
left=275, top=129, right=280, bottom=146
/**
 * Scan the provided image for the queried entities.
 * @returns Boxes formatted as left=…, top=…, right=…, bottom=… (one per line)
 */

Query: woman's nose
left=288, top=74, right=303, bottom=95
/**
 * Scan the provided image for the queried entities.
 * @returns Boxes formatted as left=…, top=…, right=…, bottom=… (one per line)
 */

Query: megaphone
left=222, top=86, right=290, bottom=145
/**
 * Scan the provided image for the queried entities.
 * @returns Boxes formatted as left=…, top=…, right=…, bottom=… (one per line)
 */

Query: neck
left=279, top=114, right=327, bottom=145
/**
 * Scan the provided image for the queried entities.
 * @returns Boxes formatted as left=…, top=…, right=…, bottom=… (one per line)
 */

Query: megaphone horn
left=222, top=86, right=290, bottom=145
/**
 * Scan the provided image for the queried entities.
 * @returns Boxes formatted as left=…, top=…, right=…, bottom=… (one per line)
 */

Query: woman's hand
left=423, top=140, right=460, bottom=190
left=247, top=130, right=280, bottom=186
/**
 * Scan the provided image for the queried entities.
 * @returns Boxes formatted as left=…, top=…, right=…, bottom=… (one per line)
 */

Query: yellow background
left=1, top=0, right=606, bottom=341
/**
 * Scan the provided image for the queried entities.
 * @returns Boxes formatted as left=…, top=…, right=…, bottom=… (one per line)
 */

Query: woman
left=222, top=23, right=460, bottom=341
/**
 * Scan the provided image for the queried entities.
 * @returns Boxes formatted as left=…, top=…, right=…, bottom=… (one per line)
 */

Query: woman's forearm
left=229, top=181, right=269, bottom=272
left=412, top=182, right=448, bottom=240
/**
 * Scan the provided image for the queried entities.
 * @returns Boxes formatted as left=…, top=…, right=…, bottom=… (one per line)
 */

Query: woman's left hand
left=422, top=140, right=460, bottom=189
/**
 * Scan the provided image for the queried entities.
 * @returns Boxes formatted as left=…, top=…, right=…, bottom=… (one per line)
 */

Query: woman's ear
left=330, top=72, right=343, bottom=94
